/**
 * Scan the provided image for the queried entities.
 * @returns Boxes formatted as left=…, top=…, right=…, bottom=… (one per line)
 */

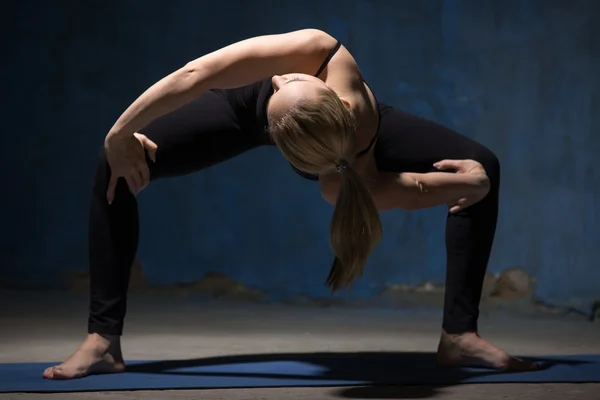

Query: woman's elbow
left=175, top=60, right=214, bottom=91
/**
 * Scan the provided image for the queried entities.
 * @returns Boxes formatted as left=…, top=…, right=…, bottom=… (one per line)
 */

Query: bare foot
left=42, top=333, right=126, bottom=380
left=436, top=330, right=540, bottom=371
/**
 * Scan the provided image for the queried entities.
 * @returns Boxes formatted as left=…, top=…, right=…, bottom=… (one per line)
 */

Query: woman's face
left=267, top=74, right=330, bottom=117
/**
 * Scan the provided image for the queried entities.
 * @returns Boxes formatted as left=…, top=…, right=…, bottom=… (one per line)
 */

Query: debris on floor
left=374, top=281, right=445, bottom=308
left=490, top=267, right=534, bottom=300
left=173, top=271, right=267, bottom=303
left=67, top=258, right=148, bottom=292
left=284, top=294, right=368, bottom=308
left=481, top=272, right=497, bottom=298
left=68, top=263, right=266, bottom=302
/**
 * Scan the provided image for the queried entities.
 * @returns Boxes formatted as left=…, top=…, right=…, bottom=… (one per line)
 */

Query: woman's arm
left=373, top=171, right=490, bottom=211
left=108, top=29, right=337, bottom=138
left=320, top=169, right=490, bottom=212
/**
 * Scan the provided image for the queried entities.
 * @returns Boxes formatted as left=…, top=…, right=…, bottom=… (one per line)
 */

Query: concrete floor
left=0, top=291, right=599, bottom=399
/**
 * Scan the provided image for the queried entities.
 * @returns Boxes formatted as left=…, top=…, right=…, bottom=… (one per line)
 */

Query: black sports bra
left=290, top=40, right=380, bottom=181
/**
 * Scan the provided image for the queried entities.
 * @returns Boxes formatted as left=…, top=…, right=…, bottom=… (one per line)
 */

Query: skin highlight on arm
left=107, top=29, right=337, bottom=139
left=374, top=171, right=490, bottom=211
left=320, top=170, right=490, bottom=213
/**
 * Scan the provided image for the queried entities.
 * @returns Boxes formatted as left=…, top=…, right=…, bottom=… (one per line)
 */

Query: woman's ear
left=339, top=98, right=352, bottom=110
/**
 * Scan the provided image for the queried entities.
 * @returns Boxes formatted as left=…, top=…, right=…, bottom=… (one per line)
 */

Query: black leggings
left=88, top=92, right=500, bottom=336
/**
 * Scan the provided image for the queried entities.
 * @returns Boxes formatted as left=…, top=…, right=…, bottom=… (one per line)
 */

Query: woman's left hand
left=433, top=159, right=487, bottom=176
left=433, top=159, right=490, bottom=213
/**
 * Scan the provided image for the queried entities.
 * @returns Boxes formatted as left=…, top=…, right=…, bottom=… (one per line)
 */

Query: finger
left=414, top=180, right=428, bottom=194
left=433, top=159, right=463, bottom=171
left=446, top=199, right=459, bottom=207
left=133, top=168, right=145, bottom=193
left=144, top=138, right=158, bottom=163
left=136, top=133, right=158, bottom=163
left=107, top=175, right=118, bottom=205
left=448, top=199, right=461, bottom=213
left=450, top=198, right=470, bottom=213
left=138, top=163, right=150, bottom=191
left=132, top=169, right=145, bottom=193
left=450, top=203, right=467, bottom=213
left=124, top=175, right=140, bottom=195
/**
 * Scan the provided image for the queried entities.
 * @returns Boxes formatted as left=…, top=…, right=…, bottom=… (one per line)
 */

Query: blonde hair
left=269, top=87, right=383, bottom=291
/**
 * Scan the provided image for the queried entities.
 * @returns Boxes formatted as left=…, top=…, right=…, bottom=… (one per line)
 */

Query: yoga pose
left=43, top=29, right=537, bottom=380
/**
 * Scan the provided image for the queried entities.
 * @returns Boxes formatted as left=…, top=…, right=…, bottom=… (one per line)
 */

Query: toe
left=508, top=357, right=538, bottom=372
left=42, top=367, right=54, bottom=379
left=50, top=367, right=64, bottom=379
left=51, top=367, right=72, bottom=380
left=527, top=360, right=542, bottom=371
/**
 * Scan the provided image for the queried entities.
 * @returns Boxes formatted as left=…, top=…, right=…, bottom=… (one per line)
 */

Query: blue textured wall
left=3, top=0, right=599, bottom=309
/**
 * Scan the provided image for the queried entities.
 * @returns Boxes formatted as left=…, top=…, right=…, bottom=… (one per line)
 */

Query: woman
left=43, top=28, right=537, bottom=380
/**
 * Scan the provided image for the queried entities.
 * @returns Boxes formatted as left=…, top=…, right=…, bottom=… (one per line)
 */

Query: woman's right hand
left=104, top=132, right=158, bottom=204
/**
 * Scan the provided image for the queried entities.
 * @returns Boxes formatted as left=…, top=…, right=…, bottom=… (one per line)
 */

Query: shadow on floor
left=125, top=351, right=588, bottom=399
left=333, top=385, right=443, bottom=399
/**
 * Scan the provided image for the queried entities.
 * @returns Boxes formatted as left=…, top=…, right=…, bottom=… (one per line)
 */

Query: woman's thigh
left=374, top=105, right=498, bottom=174
left=138, top=90, right=265, bottom=180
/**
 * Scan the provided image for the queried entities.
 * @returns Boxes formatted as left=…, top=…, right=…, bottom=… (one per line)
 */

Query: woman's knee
left=93, top=145, right=119, bottom=196
left=474, top=146, right=500, bottom=187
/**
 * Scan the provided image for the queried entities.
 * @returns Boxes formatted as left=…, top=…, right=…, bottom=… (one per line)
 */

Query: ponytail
left=326, top=162, right=383, bottom=291
left=266, top=86, right=381, bottom=290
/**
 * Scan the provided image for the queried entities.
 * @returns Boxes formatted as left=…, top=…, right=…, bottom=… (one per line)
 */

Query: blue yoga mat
left=1, top=352, right=599, bottom=393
